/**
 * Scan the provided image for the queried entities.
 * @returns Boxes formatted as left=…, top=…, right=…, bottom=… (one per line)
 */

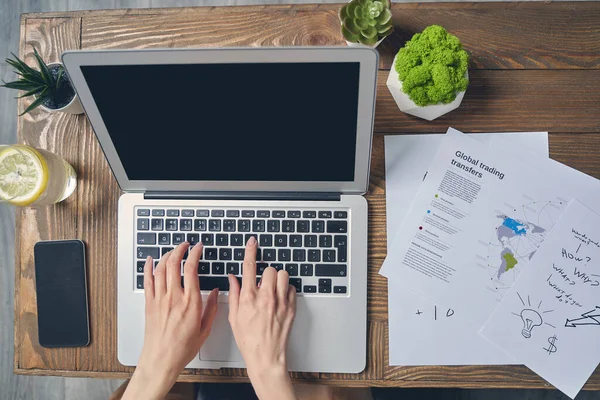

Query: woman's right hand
left=227, top=236, right=297, bottom=400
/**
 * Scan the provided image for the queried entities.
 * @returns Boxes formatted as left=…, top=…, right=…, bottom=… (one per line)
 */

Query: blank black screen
left=81, top=62, right=360, bottom=182
left=34, top=241, right=89, bottom=347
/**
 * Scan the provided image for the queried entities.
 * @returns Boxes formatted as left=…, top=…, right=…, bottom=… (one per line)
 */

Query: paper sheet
left=481, top=200, right=600, bottom=398
left=385, top=132, right=548, bottom=366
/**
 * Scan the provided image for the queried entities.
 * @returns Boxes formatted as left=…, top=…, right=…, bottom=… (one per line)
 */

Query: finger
left=199, top=288, right=219, bottom=342
left=154, top=250, right=171, bottom=296
left=167, top=242, right=190, bottom=294
left=242, top=236, right=258, bottom=292
left=228, top=274, right=240, bottom=322
left=276, top=270, right=290, bottom=305
left=260, top=266, right=278, bottom=293
left=183, top=242, right=203, bottom=298
left=143, top=256, right=154, bottom=299
left=287, top=284, right=297, bottom=321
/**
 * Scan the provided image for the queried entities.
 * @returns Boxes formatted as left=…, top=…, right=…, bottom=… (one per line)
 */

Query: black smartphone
left=33, top=240, right=90, bottom=348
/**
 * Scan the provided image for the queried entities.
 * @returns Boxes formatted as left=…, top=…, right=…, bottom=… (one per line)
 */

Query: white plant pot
left=345, top=37, right=385, bottom=49
left=386, top=54, right=467, bottom=121
left=39, top=62, right=84, bottom=115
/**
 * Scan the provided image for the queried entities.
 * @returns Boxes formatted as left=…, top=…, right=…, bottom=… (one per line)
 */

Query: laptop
left=62, top=47, right=378, bottom=373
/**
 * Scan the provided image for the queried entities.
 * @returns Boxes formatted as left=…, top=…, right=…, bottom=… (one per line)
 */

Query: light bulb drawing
left=512, top=292, right=555, bottom=339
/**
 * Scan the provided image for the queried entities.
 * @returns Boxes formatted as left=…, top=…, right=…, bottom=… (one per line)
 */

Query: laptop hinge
left=143, top=191, right=341, bottom=201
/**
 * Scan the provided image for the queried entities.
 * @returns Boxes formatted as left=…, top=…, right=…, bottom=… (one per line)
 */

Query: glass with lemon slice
left=0, top=145, right=76, bottom=206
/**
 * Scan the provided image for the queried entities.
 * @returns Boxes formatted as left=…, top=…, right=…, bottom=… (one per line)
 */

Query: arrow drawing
left=565, top=306, right=600, bottom=327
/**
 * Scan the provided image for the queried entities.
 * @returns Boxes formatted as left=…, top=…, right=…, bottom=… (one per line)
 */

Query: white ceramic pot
left=386, top=54, right=467, bottom=121
left=345, top=37, right=385, bottom=49
left=39, top=62, right=84, bottom=115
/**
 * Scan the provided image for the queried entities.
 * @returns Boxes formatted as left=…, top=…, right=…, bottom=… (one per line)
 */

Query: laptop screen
left=80, top=62, right=360, bottom=182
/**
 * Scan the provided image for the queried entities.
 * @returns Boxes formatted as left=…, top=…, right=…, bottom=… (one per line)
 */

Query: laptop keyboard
left=135, top=208, right=349, bottom=295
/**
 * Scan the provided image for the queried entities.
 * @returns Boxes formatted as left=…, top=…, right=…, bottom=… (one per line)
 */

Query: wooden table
left=14, top=2, right=600, bottom=389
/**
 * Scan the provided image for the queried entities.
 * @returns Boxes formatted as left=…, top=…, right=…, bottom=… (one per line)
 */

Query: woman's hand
left=228, top=236, right=297, bottom=400
left=123, top=242, right=219, bottom=400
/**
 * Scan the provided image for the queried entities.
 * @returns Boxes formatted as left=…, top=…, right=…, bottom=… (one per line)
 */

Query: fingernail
left=227, top=274, right=232, bottom=284
left=248, top=236, right=257, bottom=246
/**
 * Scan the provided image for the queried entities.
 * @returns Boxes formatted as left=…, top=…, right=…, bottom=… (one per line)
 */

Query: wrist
left=248, top=366, right=295, bottom=400
left=122, top=361, right=178, bottom=400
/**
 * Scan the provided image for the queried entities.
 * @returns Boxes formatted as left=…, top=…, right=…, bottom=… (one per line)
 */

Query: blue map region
left=502, top=217, right=527, bottom=236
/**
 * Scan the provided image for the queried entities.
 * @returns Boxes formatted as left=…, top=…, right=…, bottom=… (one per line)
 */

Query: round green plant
left=340, top=0, right=393, bottom=46
left=395, top=25, right=469, bottom=107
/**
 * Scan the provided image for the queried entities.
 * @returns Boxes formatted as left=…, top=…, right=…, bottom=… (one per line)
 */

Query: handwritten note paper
left=481, top=200, right=600, bottom=398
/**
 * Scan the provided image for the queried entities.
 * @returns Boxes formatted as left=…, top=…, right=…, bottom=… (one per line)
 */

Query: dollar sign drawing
left=543, top=335, right=558, bottom=355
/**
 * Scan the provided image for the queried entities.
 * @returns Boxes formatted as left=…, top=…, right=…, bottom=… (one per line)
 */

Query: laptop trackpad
left=199, top=303, right=243, bottom=362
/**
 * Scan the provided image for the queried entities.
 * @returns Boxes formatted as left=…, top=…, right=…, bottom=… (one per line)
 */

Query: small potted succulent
left=386, top=25, right=469, bottom=121
left=1, top=48, right=83, bottom=116
left=339, top=0, right=393, bottom=48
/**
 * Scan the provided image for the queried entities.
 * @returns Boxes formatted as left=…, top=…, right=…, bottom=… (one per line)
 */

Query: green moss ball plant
left=386, top=25, right=470, bottom=121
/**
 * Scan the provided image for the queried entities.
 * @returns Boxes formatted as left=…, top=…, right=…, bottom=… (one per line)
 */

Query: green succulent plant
left=340, top=0, right=393, bottom=46
left=1, top=48, right=75, bottom=115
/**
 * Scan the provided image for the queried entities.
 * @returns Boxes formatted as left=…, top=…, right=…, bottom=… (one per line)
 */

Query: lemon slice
left=0, top=146, right=48, bottom=206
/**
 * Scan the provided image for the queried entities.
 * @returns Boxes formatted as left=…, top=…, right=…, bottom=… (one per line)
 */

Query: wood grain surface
left=13, top=3, right=600, bottom=388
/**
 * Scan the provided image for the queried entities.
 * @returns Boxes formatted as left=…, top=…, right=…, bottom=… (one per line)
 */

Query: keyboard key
left=231, top=234, right=243, bottom=246
left=272, top=263, right=284, bottom=271
left=263, top=249, right=276, bottom=261
left=159, top=233, right=171, bottom=245
left=308, top=249, right=321, bottom=262
left=223, top=220, right=236, bottom=232
left=166, top=219, right=178, bottom=231
left=303, top=285, right=317, bottom=293
left=252, top=220, right=266, bottom=232
left=312, top=220, right=325, bottom=233
left=323, top=250, right=336, bottom=263
left=167, top=209, right=180, bottom=217
left=216, top=234, right=228, bottom=246
left=318, top=211, right=332, bottom=219
left=205, top=248, right=218, bottom=260
left=293, top=249, right=306, bottom=262
left=245, top=234, right=258, bottom=244
left=327, top=221, right=347, bottom=233
left=137, top=218, right=149, bottom=231
left=297, top=220, right=310, bottom=233
left=256, top=263, right=268, bottom=275
left=319, top=278, right=332, bottom=287
left=194, top=219, right=207, bottom=231
left=152, top=209, right=165, bottom=217
left=287, top=211, right=301, bottom=218
left=289, top=278, right=302, bottom=292
left=180, top=219, right=192, bottom=231
left=211, top=210, right=224, bottom=217
left=319, top=286, right=332, bottom=294
left=242, top=210, right=255, bottom=218
left=267, top=220, right=280, bottom=232
left=161, top=247, right=174, bottom=256
left=137, top=209, right=150, bottom=216
left=238, top=219, right=251, bottom=232
left=257, top=210, right=270, bottom=218
left=305, top=235, right=317, bottom=248
left=316, top=264, right=347, bottom=277
left=137, top=233, right=156, bottom=245
left=201, top=234, right=214, bottom=246
left=274, top=235, right=287, bottom=247
left=259, top=234, right=273, bottom=247
left=196, top=209, right=209, bottom=217
left=303, top=211, right=316, bottom=218
left=182, top=209, right=195, bottom=217
left=137, top=261, right=145, bottom=273
left=186, top=233, right=199, bottom=246
left=273, top=211, right=285, bottom=218
left=219, top=248, right=232, bottom=260
left=278, top=249, right=291, bottom=262
left=137, top=247, right=159, bottom=259
left=173, top=233, right=185, bottom=245
left=199, top=262, right=210, bottom=274
left=334, top=286, right=347, bottom=294
left=334, top=235, right=347, bottom=262
left=334, top=211, right=348, bottom=219
left=285, top=263, right=299, bottom=276
left=151, top=219, right=163, bottom=231
left=282, top=220, right=295, bottom=233
left=226, top=210, right=240, bottom=217
left=209, top=219, right=221, bottom=231
left=226, top=262, right=240, bottom=275
left=212, top=262, right=225, bottom=275
left=137, top=275, right=144, bottom=289
left=300, top=263, right=313, bottom=276
left=319, top=235, right=332, bottom=248
left=199, top=276, right=229, bottom=291
left=232, top=248, right=244, bottom=261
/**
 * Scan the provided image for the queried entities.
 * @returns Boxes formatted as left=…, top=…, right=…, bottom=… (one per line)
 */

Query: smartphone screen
left=34, top=240, right=90, bottom=347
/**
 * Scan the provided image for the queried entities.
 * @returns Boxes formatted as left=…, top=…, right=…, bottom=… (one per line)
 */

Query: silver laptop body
left=62, top=47, right=378, bottom=373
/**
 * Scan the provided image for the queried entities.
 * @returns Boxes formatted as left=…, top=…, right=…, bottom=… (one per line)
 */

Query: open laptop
left=62, top=47, right=378, bottom=373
